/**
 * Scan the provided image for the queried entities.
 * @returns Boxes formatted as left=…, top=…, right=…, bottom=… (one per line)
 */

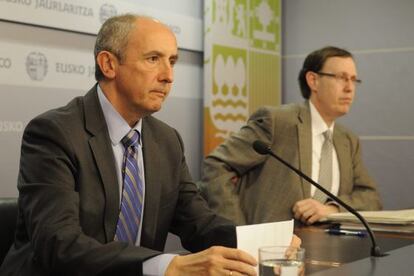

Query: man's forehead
left=323, top=57, right=356, bottom=71
left=135, top=17, right=172, bottom=34
left=134, top=21, right=176, bottom=41
left=128, top=22, right=177, bottom=50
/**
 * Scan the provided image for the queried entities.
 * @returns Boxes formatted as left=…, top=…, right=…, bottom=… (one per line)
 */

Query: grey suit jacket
left=0, top=86, right=236, bottom=276
left=199, top=103, right=382, bottom=225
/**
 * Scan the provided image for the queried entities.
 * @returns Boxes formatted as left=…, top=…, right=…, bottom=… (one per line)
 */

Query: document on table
left=327, top=209, right=414, bottom=224
left=236, top=219, right=294, bottom=272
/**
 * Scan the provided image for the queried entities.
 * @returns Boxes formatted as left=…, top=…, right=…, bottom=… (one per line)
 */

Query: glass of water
left=259, top=246, right=305, bottom=276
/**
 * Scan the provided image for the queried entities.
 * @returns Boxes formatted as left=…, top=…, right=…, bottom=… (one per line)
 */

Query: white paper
left=327, top=209, right=414, bottom=224
left=236, top=219, right=294, bottom=274
left=281, top=266, right=298, bottom=276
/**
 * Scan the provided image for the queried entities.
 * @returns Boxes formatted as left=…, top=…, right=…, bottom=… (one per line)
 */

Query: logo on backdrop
left=0, top=57, right=12, bottom=69
left=168, top=24, right=181, bottom=35
left=34, top=1, right=93, bottom=17
left=3, top=0, right=32, bottom=6
left=0, top=121, right=24, bottom=133
left=26, top=52, right=48, bottom=81
left=55, top=62, right=85, bottom=75
left=99, top=3, right=117, bottom=24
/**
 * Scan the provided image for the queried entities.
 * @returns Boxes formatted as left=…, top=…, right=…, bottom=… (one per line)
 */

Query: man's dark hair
left=298, top=46, right=353, bottom=99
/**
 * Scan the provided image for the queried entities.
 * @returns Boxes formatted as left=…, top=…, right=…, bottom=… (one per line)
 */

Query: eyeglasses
left=316, top=72, right=362, bottom=86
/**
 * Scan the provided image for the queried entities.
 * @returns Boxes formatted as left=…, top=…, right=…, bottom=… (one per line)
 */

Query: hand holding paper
left=236, top=220, right=302, bottom=275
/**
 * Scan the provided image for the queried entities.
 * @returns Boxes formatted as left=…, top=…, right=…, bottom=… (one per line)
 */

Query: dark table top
left=294, top=224, right=414, bottom=274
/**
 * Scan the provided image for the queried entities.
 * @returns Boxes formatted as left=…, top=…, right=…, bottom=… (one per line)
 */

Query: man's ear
left=96, top=51, right=117, bottom=79
left=305, top=71, right=318, bottom=92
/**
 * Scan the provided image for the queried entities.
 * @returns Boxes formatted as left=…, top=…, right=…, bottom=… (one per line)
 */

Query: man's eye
left=339, top=75, right=348, bottom=81
left=148, top=56, right=159, bottom=63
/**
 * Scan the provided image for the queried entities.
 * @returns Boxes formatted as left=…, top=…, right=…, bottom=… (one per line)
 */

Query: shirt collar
left=309, top=101, right=334, bottom=136
left=97, top=84, right=142, bottom=145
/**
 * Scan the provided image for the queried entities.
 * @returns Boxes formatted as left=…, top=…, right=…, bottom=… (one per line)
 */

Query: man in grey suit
left=200, top=46, right=382, bottom=226
left=0, top=14, right=271, bottom=276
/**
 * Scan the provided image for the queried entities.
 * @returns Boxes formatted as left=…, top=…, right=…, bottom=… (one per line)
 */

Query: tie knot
left=122, top=130, right=140, bottom=148
left=323, top=130, right=333, bottom=142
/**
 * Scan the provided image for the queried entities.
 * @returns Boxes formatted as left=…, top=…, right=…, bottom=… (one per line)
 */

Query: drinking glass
left=259, top=246, right=305, bottom=276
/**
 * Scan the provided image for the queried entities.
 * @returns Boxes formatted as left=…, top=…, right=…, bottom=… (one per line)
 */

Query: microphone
left=252, top=140, right=385, bottom=257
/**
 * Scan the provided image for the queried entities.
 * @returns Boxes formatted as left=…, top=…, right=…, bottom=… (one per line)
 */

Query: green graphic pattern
left=213, top=44, right=247, bottom=98
left=250, top=0, right=280, bottom=51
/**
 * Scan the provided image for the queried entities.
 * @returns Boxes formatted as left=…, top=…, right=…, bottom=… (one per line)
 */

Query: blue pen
left=325, top=228, right=367, bottom=237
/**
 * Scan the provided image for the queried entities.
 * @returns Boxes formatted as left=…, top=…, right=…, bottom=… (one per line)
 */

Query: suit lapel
left=333, top=127, right=351, bottom=196
left=297, top=103, right=312, bottom=198
left=140, top=118, right=161, bottom=247
left=84, top=86, right=119, bottom=242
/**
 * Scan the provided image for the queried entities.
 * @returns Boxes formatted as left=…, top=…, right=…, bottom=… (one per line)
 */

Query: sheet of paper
left=236, top=219, right=294, bottom=273
left=327, top=209, right=414, bottom=224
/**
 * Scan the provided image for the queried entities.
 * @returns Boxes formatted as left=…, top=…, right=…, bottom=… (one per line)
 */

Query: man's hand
left=290, top=234, right=301, bottom=248
left=165, top=246, right=257, bottom=276
left=292, top=199, right=339, bottom=225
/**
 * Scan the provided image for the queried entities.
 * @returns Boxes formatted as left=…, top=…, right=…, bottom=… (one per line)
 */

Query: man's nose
left=343, top=77, right=354, bottom=91
left=159, top=61, right=174, bottom=83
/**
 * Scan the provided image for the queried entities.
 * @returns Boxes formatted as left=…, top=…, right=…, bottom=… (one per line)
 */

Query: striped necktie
left=313, top=130, right=333, bottom=203
left=114, top=129, right=143, bottom=243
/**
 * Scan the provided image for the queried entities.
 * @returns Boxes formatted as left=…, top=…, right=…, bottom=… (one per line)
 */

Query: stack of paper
left=327, top=209, right=414, bottom=225
left=326, top=209, right=414, bottom=233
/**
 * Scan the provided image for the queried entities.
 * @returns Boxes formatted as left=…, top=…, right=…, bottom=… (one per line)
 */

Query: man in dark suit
left=200, top=46, right=382, bottom=226
left=0, top=14, right=276, bottom=275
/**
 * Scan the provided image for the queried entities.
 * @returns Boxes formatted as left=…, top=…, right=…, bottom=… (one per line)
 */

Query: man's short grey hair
left=94, top=14, right=156, bottom=81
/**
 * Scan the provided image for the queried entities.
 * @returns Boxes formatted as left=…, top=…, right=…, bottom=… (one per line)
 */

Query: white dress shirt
left=309, top=101, right=340, bottom=198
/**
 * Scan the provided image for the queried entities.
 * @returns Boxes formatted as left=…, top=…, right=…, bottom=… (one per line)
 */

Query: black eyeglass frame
left=315, top=71, right=362, bottom=85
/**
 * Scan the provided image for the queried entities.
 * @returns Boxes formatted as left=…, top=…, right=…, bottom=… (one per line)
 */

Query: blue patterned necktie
left=115, top=129, right=143, bottom=243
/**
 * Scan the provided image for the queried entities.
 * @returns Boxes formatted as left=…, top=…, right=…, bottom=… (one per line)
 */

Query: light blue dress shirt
left=97, top=85, right=175, bottom=275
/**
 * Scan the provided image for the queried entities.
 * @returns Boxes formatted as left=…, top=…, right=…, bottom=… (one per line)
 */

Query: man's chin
left=335, top=109, right=349, bottom=118
left=148, top=103, right=163, bottom=113
left=338, top=103, right=352, bottom=113
left=138, top=104, right=163, bottom=117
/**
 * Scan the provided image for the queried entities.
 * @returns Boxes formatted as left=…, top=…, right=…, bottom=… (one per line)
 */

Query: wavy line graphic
left=213, top=114, right=247, bottom=122
left=211, top=106, right=247, bottom=115
left=212, top=99, right=247, bottom=108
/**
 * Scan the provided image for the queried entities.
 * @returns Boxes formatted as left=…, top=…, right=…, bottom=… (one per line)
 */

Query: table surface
left=294, top=224, right=414, bottom=274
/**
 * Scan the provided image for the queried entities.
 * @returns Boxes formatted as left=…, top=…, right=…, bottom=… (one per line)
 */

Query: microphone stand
left=253, top=140, right=385, bottom=257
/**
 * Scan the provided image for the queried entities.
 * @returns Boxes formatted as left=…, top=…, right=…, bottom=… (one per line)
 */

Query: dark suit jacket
left=0, top=86, right=236, bottom=275
left=199, top=103, right=382, bottom=225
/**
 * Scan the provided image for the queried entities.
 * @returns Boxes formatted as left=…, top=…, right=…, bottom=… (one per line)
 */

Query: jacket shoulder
left=335, top=123, right=359, bottom=141
left=250, top=103, right=303, bottom=124
left=26, top=96, right=85, bottom=132
left=143, top=115, right=177, bottom=135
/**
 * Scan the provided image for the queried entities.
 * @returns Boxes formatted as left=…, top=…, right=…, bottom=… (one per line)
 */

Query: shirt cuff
left=326, top=199, right=340, bottom=210
left=143, top=253, right=177, bottom=276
